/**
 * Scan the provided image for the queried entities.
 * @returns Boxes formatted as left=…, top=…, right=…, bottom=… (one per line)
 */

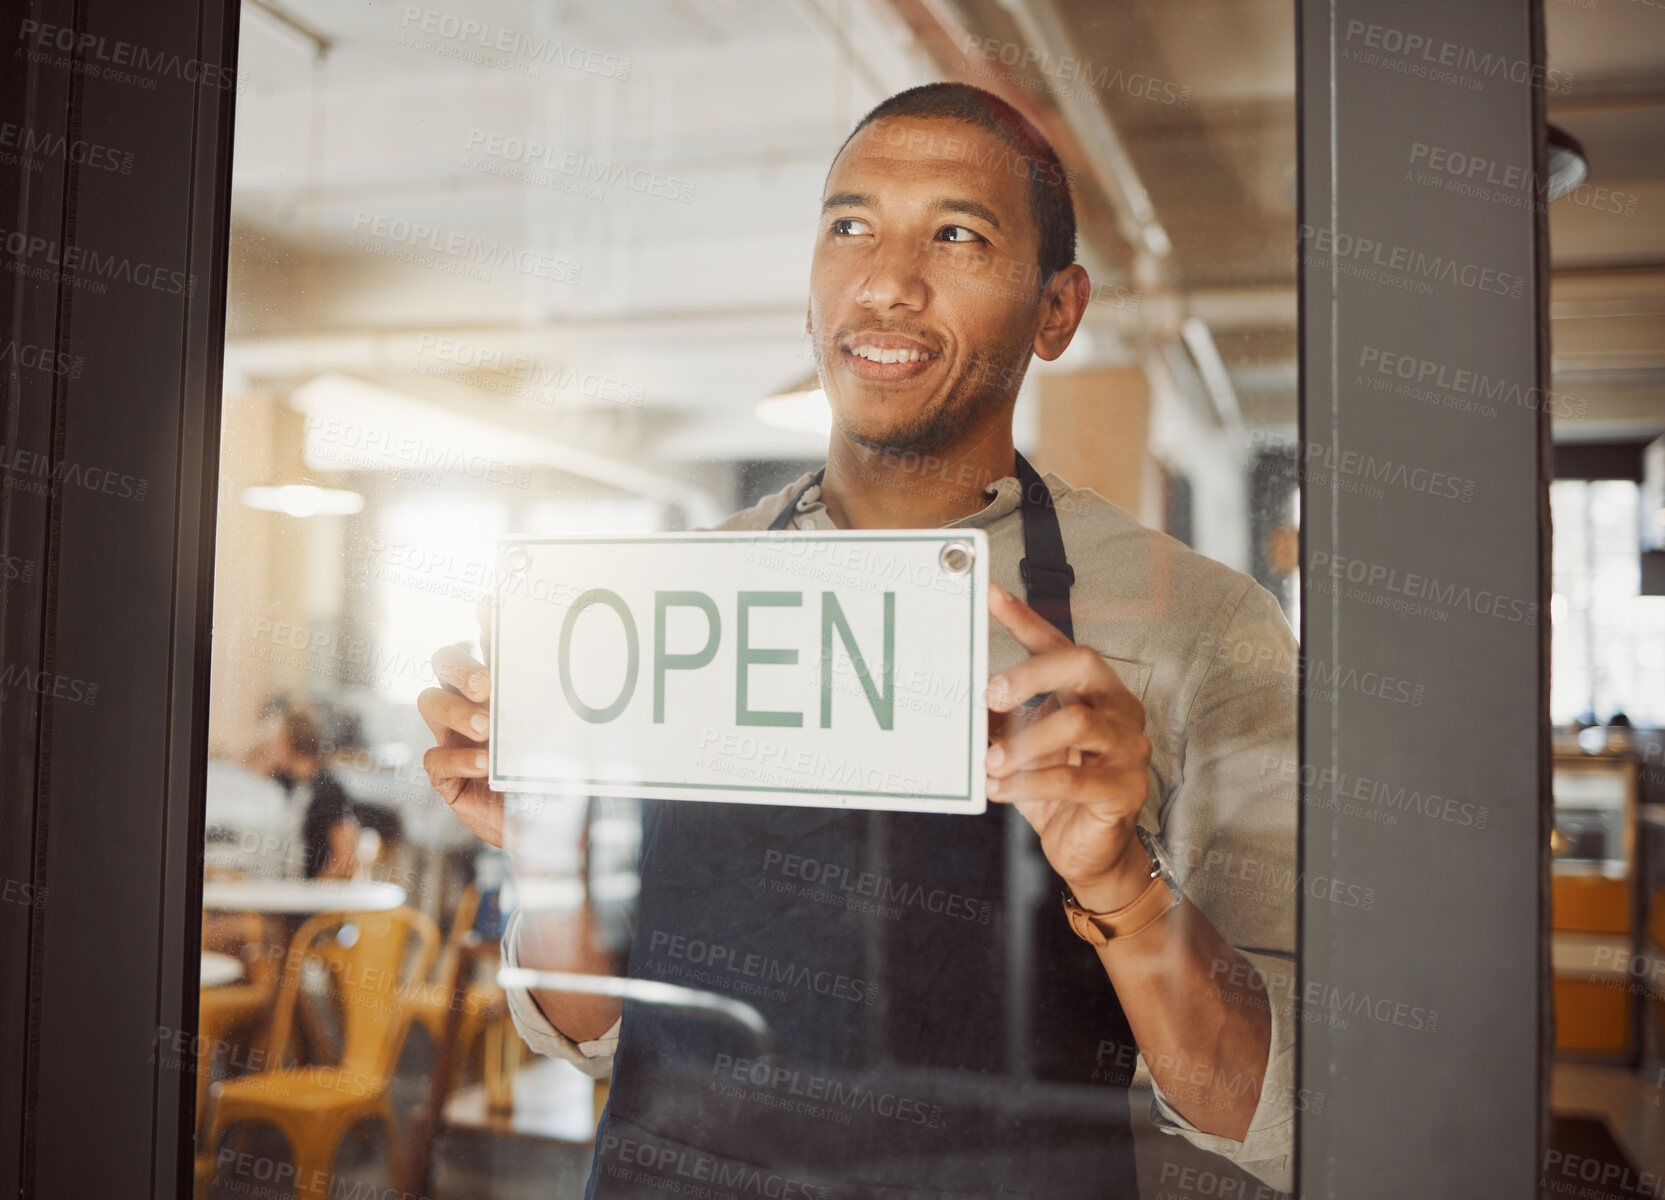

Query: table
left=200, top=951, right=245, bottom=988
left=201, top=878, right=405, bottom=915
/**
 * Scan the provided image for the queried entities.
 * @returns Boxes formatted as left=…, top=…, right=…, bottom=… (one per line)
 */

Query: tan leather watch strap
left=1062, top=875, right=1182, bottom=948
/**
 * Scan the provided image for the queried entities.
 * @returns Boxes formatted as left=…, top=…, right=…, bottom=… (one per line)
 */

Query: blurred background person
left=240, top=700, right=361, bottom=880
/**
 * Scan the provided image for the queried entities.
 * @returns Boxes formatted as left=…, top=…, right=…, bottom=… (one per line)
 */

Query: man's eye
left=938, top=225, right=983, bottom=243
left=832, top=217, right=871, bottom=236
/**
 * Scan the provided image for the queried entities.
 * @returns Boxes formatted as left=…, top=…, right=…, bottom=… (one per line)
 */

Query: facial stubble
left=815, top=337, right=1033, bottom=459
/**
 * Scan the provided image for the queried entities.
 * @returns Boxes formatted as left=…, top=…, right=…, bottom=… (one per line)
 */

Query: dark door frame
left=0, top=0, right=240, bottom=1196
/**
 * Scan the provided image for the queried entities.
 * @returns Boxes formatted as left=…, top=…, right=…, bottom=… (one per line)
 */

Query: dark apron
left=586, top=455, right=1139, bottom=1199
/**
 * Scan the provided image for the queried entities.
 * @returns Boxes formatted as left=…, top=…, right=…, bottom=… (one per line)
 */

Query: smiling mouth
left=844, top=344, right=938, bottom=365
left=838, top=337, right=942, bottom=382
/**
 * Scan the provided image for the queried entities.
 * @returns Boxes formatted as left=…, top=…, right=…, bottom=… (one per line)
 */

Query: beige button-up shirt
left=502, top=468, right=1298, bottom=1191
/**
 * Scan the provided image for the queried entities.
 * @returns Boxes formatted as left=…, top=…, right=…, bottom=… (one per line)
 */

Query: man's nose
left=857, top=238, right=927, bottom=312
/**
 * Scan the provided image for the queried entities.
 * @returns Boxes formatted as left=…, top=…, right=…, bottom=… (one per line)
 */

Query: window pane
left=197, top=5, right=1298, bottom=1198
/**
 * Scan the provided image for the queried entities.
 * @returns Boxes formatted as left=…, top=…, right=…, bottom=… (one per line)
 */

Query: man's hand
left=418, top=642, right=506, bottom=848
left=418, top=625, right=625, bottom=1042
left=985, top=581, right=1153, bottom=911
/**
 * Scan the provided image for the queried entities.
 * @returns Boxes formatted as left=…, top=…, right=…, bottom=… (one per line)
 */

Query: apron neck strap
left=767, top=469, right=825, bottom=531
left=769, top=454, right=1075, bottom=640
left=1013, top=452, right=1075, bottom=643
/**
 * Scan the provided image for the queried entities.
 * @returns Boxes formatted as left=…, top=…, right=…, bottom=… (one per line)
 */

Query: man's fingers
left=987, top=644, right=1132, bottom=713
left=986, top=763, right=1147, bottom=815
left=450, top=785, right=506, bottom=849
left=433, top=644, right=490, bottom=702
left=988, top=704, right=1143, bottom=777
left=988, top=581, right=1073, bottom=656
left=424, top=744, right=489, bottom=782
left=417, top=685, right=490, bottom=742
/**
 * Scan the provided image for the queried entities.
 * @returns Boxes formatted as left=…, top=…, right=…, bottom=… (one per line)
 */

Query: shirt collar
left=790, top=473, right=1027, bottom=531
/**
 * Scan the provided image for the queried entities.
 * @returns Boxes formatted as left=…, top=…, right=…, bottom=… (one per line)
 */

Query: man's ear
left=804, top=303, right=813, bottom=335
left=1033, top=264, right=1091, bottom=363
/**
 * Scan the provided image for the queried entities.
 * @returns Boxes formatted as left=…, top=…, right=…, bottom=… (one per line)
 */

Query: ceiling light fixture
left=241, top=484, right=365, bottom=518
left=754, top=387, right=831, bottom=437
left=1546, top=125, right=1589, bottom=202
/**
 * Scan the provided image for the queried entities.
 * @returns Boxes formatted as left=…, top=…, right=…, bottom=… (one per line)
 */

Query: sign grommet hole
left=939, top=541, right=973, bottom=575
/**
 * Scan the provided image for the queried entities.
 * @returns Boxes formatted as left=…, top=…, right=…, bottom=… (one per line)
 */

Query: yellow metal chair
left=406, top=885, right=506, bottom=1093
left=202, top=906, right=440, bottom=1200
left=196, top=912, right=280, bottom=1132
left=1649, top=888, right=1665, bottom=1047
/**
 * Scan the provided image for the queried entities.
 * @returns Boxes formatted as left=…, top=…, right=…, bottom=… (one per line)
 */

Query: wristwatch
left=1062, top=825, right=1183, bottom=947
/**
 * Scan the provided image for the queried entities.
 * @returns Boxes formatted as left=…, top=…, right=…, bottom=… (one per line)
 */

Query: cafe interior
left=191, top=0, right=1665, bottom=1196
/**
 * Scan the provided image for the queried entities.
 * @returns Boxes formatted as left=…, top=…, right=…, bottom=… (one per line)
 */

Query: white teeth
left=851, top=345, right=930, bottom=364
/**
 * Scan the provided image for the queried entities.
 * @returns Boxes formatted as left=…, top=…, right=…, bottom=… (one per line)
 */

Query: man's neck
left=819, top=427, right=1017, bottom=530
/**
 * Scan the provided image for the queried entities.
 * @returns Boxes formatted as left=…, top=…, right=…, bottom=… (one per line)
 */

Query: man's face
left=809, top=116, right=1050, bottom=458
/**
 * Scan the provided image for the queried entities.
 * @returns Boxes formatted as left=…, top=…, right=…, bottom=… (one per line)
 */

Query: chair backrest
left=428, top=883, right=481, bottom=985
left=267, top=906, right=441, bottom=1084
left=237, top=912, right=278, bottom=990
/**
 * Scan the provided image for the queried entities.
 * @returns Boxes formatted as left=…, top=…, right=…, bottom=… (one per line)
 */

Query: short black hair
left=831, top=82, right=1076, bottom=285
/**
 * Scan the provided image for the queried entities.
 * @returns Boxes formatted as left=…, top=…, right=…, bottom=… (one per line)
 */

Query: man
left=421, top=83, right=1296, bottom=1196
left=242, top=702, right=361, bottom=880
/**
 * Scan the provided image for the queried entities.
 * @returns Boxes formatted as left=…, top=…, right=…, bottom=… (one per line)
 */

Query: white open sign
left=489, top=531, right=988, bottom=814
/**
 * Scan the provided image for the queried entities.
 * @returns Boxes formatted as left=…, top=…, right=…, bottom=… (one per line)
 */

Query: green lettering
left=736, top=591, right=802, bottom=727
left=558, top=588, right=638, bottom=723
left=820, top=592, right=894, bottom=730
left=653, top=590, right=721, bottom=723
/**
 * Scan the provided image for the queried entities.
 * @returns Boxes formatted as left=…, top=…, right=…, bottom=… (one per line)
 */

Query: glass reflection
left=198, top=3, right=1297, bottom=1198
